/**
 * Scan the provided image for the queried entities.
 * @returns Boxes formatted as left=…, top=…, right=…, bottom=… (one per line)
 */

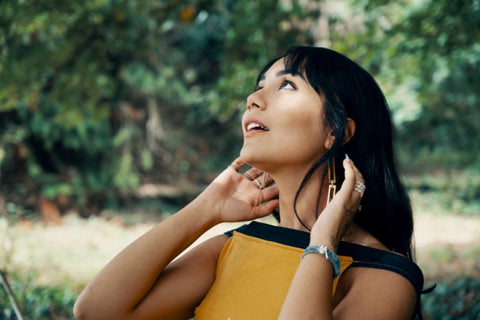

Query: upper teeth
left=247, top=122, right=268, bottom=131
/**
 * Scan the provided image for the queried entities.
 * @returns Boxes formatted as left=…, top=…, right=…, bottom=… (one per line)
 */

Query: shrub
left=0, top=271, right=76, bottom=320
left=422, top=277, right=480, bottom=320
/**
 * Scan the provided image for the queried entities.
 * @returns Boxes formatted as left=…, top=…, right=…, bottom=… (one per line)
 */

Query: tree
left=330, top=0, right=480, bottom=168
left=0, top=0, right=313, bottom=217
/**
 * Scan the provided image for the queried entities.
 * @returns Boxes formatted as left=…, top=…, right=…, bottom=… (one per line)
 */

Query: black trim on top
left=224, top=221, right=310, bottom=248
left=224, top=221, right=424, bottom=295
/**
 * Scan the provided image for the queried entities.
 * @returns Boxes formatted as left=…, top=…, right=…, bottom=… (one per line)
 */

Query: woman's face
left=240, top=58, right=330, bottom=172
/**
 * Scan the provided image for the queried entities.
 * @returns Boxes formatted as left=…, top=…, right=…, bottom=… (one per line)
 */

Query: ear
left=343, top=118, right=356, bottom=144
left=323, top=118, right=356, bottom=149
left=324, top=130, right=335, bottom=150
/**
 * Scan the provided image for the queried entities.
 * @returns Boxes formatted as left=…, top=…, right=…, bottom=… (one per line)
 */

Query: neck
left=268, top=164, right=328, bottom=232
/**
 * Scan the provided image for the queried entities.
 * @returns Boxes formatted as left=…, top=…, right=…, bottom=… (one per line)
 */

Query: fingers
left=347, top=158, right=365, bottom=204
left=230, top=156, right=278, bottom=217
left=335, top=156, right=365, bottom=213
left=252, top=199, right=280, bottom=217
left=243, top=167, right=263, bottom=179
left=230, top=158, right=274, bottom=188
left=349, top=159, right=365, bottom=184
left=229, top=157, right=245, bottom=171
left=243, top=169, right=274, bottom=190
left=247, top=184, right=279, bottom=218
left=261, top=184, right=279, bottom=201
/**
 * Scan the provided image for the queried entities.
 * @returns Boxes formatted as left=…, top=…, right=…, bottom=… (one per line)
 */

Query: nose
left=246, top=91, right=265, bottom=111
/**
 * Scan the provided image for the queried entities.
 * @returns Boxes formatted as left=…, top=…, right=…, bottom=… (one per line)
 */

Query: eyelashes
left=254, top=79, right=297, bottom=92
left=280, top=80, right=296, bottom=90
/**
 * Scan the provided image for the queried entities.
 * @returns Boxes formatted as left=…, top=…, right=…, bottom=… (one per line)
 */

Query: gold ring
left=254, top=179, right=263, bottom=190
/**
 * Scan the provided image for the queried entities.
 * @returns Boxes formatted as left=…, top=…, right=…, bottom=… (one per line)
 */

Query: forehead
left=258, top=58, right=305, bottom=82
left=263, top=59, right=286, bottom=76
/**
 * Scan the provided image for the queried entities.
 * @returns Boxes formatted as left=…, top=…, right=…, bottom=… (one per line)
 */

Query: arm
left=278, top=157, right=358, bottom=320
left=279, top=157, right=416, bottom=319
left=74, top=158, right=279, bottom=320
left=74, top=202, right=221, bottom=320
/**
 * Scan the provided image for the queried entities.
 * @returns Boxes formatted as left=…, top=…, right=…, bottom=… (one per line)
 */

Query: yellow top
left=194, top=230, right=353, bottom=320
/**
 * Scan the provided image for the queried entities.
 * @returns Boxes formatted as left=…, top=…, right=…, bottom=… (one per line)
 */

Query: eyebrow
left=258, top=68, right=305, bottom=82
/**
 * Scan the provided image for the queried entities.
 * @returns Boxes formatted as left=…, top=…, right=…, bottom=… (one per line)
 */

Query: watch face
left=319, top=245, right=327, bottom=255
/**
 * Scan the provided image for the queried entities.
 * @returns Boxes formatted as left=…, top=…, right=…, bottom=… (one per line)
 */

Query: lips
left=244, top=118, right=269, bottom=133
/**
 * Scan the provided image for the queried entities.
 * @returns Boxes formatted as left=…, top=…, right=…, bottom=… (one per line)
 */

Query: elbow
left=73, top=292, right=90, bottom=320
left=73, top=288, right=130, bottom=320
left=73, top=288, right=103, bottom=320
left=73, top=300, right=85, bottom=320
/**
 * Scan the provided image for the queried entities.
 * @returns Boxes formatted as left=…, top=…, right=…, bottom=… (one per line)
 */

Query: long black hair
left=256, top=46, right=423, bottom=317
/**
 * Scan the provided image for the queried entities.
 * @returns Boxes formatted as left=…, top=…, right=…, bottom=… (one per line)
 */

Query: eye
left=280, top=80, right=296, bottom=90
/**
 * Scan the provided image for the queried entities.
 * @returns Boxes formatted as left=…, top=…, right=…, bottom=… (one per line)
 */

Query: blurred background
left=0, top=0, right=479, bottom=319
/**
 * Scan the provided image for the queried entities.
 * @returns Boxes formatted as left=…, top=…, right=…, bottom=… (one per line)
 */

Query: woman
left=74, top=46, right=424, bottom=319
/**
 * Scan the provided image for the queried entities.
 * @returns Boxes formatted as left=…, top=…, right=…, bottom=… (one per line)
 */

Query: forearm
left=278, top=243, right=335, bottom=320
left=74, top=197, right=219, bottom=319
left=278, top=158, right=363, bottom=319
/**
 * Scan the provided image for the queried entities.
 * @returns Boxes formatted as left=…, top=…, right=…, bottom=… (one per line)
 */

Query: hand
left=197, top=157, right=279, bottom=223
left=310, top=156, right=365, bottom=251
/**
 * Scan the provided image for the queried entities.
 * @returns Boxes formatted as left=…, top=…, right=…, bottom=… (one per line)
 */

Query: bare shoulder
left=172, top=233, right=230, bottom=268
left=334, top=266, right=417, bottom=319
left=333, top=230, right=419, bottom=319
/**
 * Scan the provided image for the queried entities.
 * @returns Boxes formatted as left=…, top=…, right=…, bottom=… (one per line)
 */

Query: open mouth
left=244, top=117, right=270, bottom=134
left=246, top=122, right=269, bottom=132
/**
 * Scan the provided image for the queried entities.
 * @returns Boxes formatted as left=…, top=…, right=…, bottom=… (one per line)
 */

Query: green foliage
left=0, top=0, right=172, bottom=209
left=206, top=0, right=311, bottom=118
left=337, top=0, right=480, bottom=168
left=422, top=277, right=480, bottom=320
left=1, top=0, right=479, bottom=215
left=0, top=271, right=76, bottom=320
left=405, top=168, right=480, bottom=215
left=0, top=0, right=312, bottom=213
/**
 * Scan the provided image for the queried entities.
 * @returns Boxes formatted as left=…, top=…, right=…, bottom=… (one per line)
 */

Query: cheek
left=283, top=107, right=323, bottom=136
left=276, top=113, right=325, bottom=154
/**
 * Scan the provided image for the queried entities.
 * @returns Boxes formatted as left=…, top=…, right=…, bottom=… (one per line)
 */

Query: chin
left=240, top=147, right=271, bottom=171
left=239, top=147, right=253, bottom=164
left=240, top=146, right=259, bottom=164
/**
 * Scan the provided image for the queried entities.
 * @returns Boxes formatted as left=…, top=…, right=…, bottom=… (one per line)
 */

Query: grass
left=1, top=214, right=154, bottom=290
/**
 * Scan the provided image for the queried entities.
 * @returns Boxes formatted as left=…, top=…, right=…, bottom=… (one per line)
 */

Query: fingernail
left=345, top=154, right=353, bottom=164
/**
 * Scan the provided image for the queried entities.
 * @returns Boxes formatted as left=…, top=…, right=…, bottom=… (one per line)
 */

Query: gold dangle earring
left=326, top=158, right=336, bottom=204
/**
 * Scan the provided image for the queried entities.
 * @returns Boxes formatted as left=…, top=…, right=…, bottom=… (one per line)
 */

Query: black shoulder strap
left=338, top=242, right=424, bottom=296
